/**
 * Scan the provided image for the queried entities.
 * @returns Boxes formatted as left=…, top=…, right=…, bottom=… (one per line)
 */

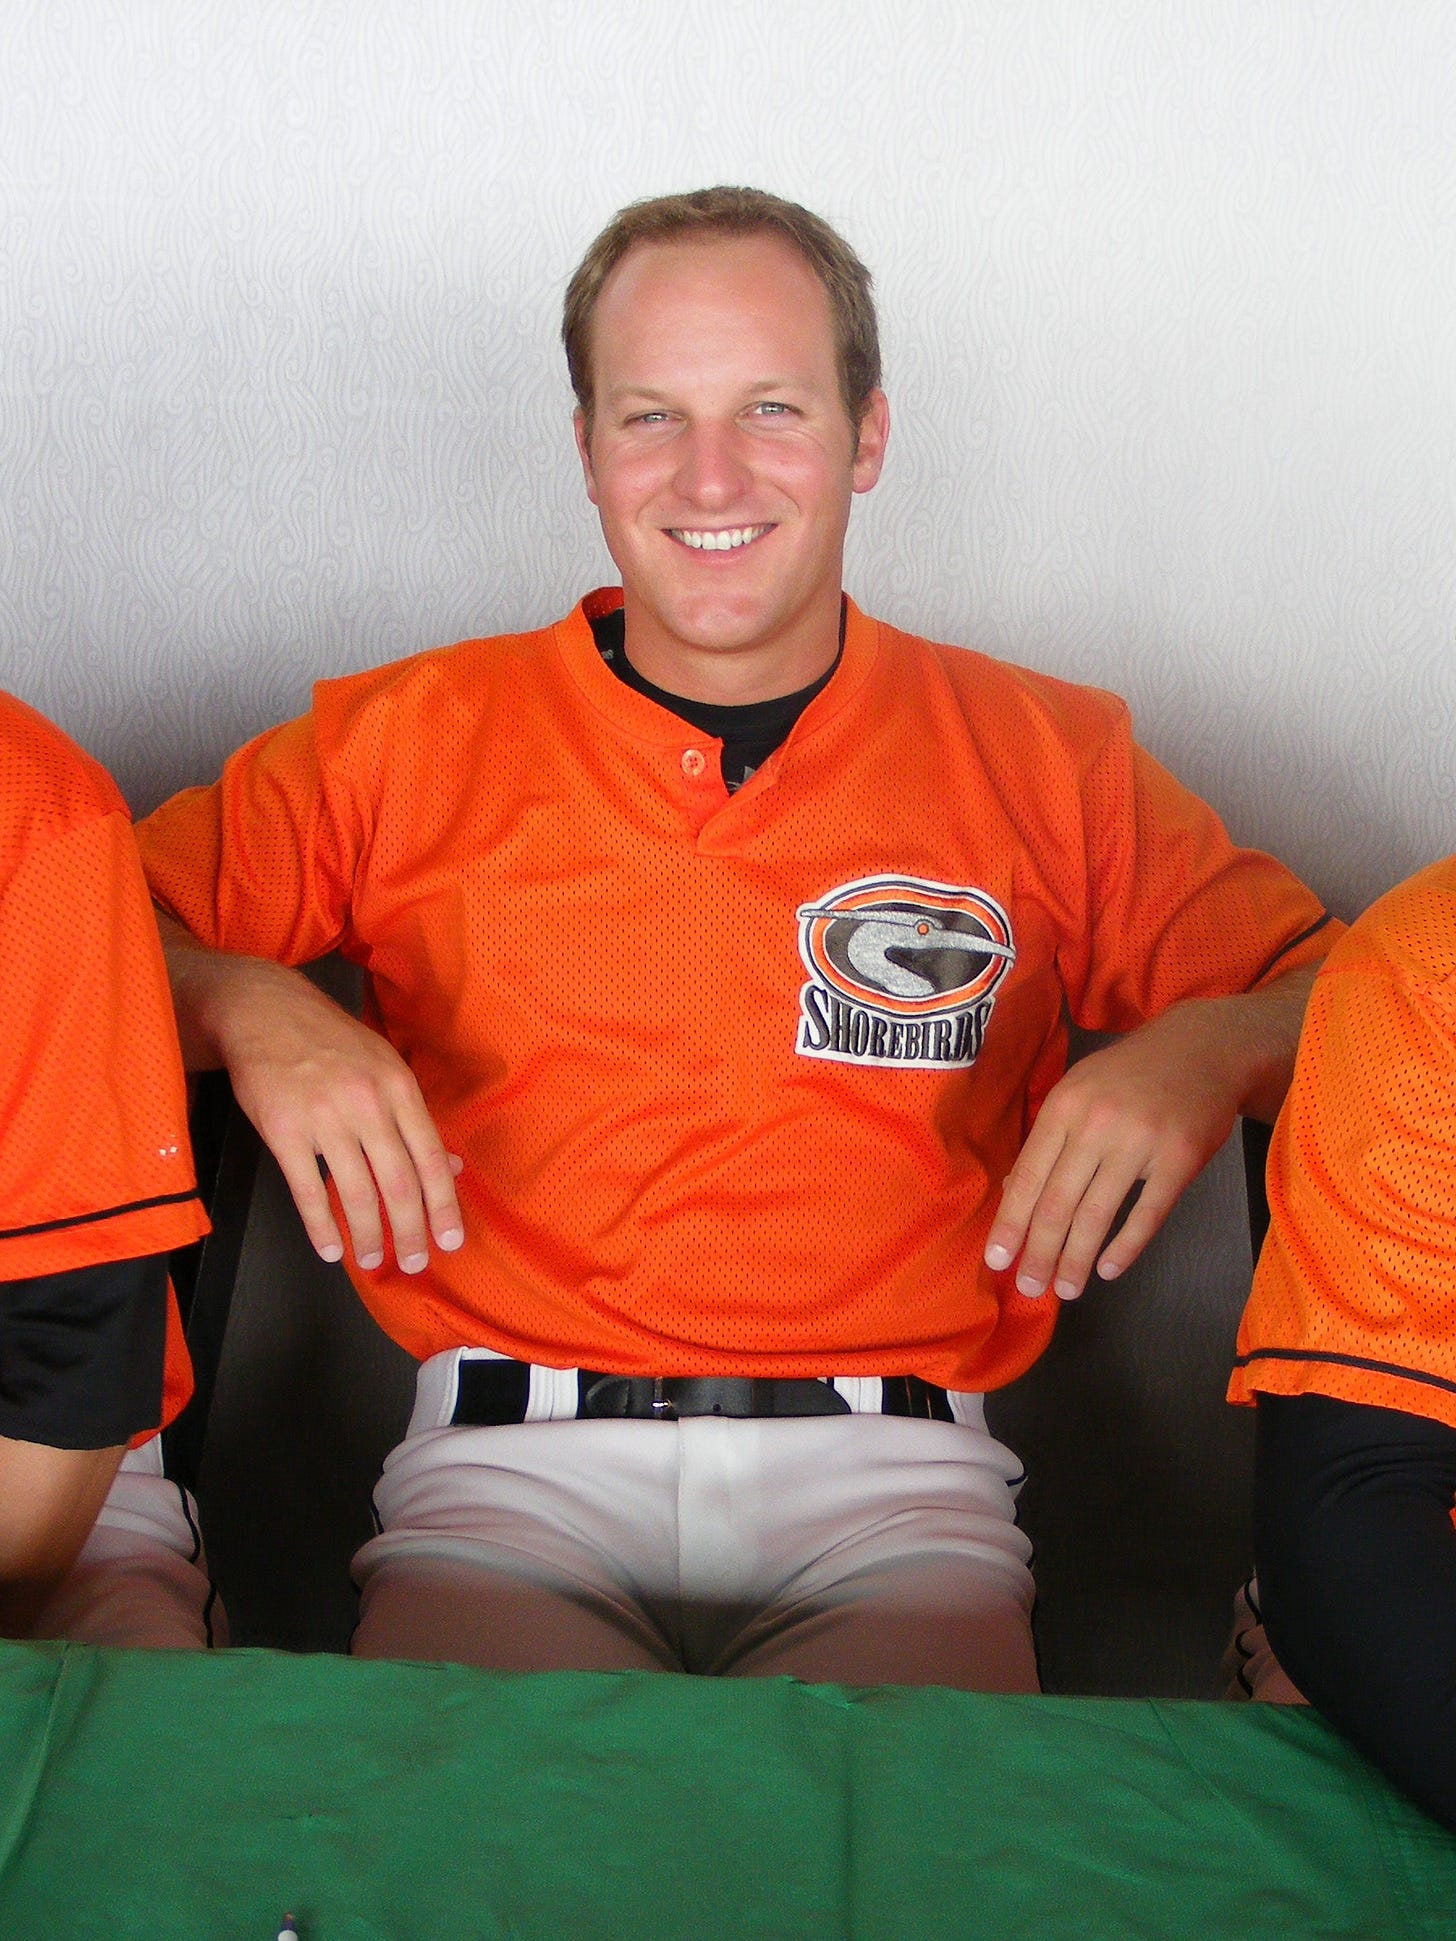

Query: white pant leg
left=352, top=1362, right=1036, bottom=1690
left=1224, top=1575, right=1307, bottom=1704
left=692, top=1409, right=1037, bottom=1692
left=352, top=1416, right=687, bottom=1672
left=28, top=1438, right=224, bottom=1650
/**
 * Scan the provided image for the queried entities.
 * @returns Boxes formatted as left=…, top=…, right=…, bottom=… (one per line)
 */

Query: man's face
left=575, top=231, right=888, bottom=697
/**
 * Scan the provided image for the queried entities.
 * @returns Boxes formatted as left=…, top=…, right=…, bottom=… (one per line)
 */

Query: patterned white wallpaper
left=2, top=0, right=1451, bottom=917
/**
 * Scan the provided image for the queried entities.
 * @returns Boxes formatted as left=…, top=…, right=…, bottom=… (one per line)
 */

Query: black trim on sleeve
left=1254, top=1391, right=1456, bottom=1833
left=1248, top=913, right=1334, bottom=990
left=0, top=1187, right=201, bottom=1244
left=1234, top=1345, right=1456, bottom=1403
left=0, top=1253, right=168, bottom=1448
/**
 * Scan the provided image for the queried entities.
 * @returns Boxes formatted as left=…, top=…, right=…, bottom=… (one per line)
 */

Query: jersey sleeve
left=1059, top=706, right=1335, bottom=1032
left=137, top=703, right=367, bottom=965
left=0, top=808, right=208, bottom=1282
left=1230, top=908, right=1456, bottom=1428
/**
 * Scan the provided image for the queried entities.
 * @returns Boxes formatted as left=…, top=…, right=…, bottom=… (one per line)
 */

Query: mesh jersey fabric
left=0, top=691, right=206, bottom=1436
left=137, top=591, right=1333, bottom=1392
left=1231, top=855, right=1456, bottom=1427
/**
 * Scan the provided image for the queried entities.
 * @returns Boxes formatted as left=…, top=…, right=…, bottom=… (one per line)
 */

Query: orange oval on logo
left=797, top=877, right=1016, bottom=1019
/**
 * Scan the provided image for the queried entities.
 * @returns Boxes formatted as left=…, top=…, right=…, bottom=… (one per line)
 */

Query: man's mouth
left=666, top=525, right=773, bottom=552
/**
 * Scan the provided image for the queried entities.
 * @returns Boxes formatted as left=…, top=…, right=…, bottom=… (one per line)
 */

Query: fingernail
left=400, top=1251, right=429, bottom=1274
left=1054, top=1278, right=1080, bottom=1301
left=984, top=1243, right=1012, bottom=1271
left=448, top=1154, right=465, bottom=1176
left=319, top=1242, right=343, bottom=1264
left=1097, top=1258, right=1121, bottom=1280
left=1016, top=1272, right=1046, bottom=1297
left=358, top=1250, right=385, bottom=1271
left=437, top=1227, right=464, bottom=1251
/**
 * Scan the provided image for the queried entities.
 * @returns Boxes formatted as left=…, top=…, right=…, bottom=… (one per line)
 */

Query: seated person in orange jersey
left=1229, top=857, right=1456, bottom=1828
left=138, top=187, right=1335, bottom=1688
left=0, top=690, right=216, bottom=1646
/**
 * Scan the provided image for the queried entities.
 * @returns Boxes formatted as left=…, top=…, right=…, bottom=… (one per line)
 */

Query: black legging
left=1255, top=1391, right=1456, bottom=1831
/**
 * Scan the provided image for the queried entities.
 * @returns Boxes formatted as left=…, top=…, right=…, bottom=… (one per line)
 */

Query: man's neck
left=618, top=594, right=844, bottom=705
left=589, top=605, right=840, bottom=793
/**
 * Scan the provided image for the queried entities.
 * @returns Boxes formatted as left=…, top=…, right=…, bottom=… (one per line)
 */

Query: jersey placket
left=672, top=737, right=730, bottom=834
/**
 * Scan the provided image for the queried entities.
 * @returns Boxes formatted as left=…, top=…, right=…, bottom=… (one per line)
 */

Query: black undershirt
left=0, top=1254, right=169, bottom=1449
left=1254, top=1390, right=1456, bottom=1831
left=589, top=606, right=841, bottom=791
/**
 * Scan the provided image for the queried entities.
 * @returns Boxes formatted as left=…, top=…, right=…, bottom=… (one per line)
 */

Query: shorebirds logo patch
left=795, top=876, right=1015, bottom=1068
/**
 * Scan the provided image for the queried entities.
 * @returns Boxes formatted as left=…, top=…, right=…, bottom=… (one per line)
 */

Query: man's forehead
left=599, top=232, right=823, bottom=313
left=590, top=233, right=833, bottom=362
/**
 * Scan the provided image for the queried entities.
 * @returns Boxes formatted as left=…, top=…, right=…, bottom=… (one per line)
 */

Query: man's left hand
left=982, top=965, right=1320, bottom=1300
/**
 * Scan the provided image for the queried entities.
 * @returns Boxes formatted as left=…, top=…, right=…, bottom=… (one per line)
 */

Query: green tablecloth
left=1, top=1641, right=1452, bottom=1939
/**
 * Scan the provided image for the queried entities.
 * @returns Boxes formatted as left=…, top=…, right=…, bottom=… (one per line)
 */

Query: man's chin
left=633, top=594, right=785, bottom=662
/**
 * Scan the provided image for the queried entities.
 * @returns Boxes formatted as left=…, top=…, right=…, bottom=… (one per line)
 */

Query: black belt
left=451, top=1361, right=953, bottom=1425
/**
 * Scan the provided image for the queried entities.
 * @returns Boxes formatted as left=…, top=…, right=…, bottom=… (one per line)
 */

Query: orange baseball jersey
left=1230, top=855, right=1456, bottom=1428
left=139, top=592, right=1333, bottom=1392
left=0, top=692, right=206, bottom=1433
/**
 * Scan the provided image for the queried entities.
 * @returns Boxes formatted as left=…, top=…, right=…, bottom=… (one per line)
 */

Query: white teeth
left=671, top=526, right=768, bottom=551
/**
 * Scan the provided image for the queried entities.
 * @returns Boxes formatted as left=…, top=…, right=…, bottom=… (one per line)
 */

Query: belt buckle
left=650, top=1376, right=677, bottom=1420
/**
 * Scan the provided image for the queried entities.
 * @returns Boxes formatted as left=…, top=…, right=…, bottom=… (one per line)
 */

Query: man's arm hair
left=1255, top=1390, right=1456, bottom=1832
left=1208, top=960, right=1321, bottom=1125
left=154, top=906, right=307, bottom=1073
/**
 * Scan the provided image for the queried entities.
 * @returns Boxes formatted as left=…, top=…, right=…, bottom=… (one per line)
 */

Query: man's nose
left=673, top=420, right=752, bottom=507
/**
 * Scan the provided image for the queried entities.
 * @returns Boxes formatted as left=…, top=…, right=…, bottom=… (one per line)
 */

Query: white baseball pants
left=352, top=1352, right=1038, bottom=1690
left=27, top=1436, right=223, bottom=1649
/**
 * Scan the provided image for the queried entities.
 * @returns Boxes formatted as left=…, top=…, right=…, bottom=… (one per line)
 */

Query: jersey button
left=680, top=748, right=707, bottom=779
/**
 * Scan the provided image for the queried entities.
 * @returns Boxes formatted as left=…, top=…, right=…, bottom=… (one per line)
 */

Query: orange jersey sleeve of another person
left=1230, top=856, right=1456, bottom=1428
left=139, top=593, right=1335, bottom=1393
left=0, top=693, right=208, bottom=1439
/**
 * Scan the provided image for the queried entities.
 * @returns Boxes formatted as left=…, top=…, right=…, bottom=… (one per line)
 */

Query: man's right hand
left=156, top=913, right=464, bottom=1272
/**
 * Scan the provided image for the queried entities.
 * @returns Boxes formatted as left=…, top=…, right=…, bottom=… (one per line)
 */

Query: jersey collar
left=555, top=588, right=881, bottom=749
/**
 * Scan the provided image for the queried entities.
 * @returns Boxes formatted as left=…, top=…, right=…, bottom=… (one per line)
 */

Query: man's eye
left=752, top=401, right=791, bottom=417
left=631, top=410, right=671, bottom=426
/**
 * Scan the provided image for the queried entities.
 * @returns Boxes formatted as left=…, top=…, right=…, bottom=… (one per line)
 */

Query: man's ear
left=851, top=390, right=890, bottom=494
left=573, top=408, right=600, bottom=506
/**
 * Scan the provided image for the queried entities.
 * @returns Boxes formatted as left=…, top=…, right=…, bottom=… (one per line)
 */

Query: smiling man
left=139, top=188, right=1335, bottom=1684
